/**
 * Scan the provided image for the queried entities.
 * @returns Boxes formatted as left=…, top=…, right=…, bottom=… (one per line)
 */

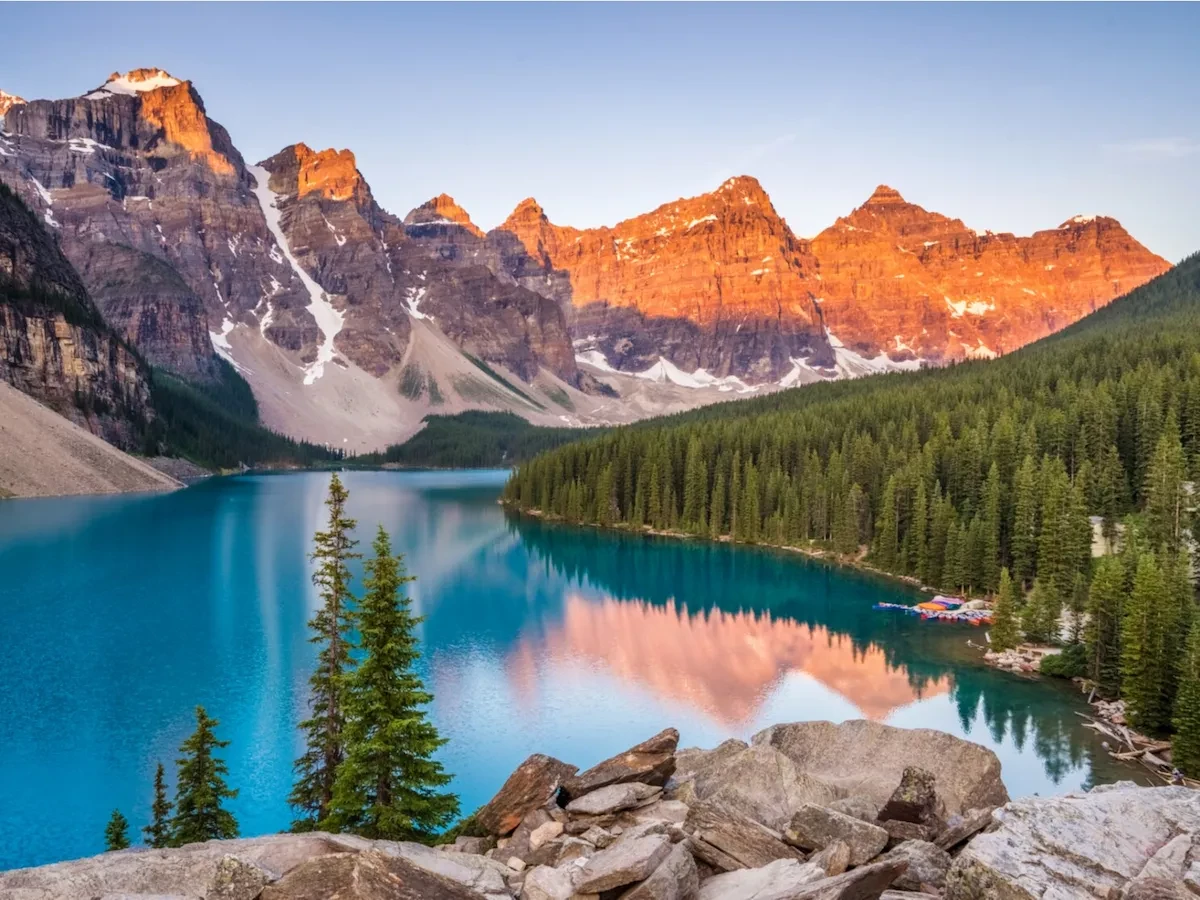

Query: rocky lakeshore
left=4, top=720, right=1200, bottom=900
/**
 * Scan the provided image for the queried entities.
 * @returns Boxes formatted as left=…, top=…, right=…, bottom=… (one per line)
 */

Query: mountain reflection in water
left=510, top=596, right=951, bottom=725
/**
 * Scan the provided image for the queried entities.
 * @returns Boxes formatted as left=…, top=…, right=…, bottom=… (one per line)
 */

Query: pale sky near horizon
left=2, top=2, right=1198, bottom=261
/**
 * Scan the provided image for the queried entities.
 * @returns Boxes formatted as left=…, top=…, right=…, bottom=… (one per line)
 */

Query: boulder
left=668, top=742, right=841, bottom=831
left=784, top=804, right=889, bottom=866
left=753, top=721, right=1008, bottom=819
left=581, top=826, right=615, bottom=849
left=259, top=850, right=488, bottom=900
left=520, top=864, right=583, bottom=900
left=826, top=797, right=880, bottom=824
left=880, top=893, right=940, bottom=899
left=208, top=855, right=271, bottom=900
left=624, top=799, right=690, bottom=826
left=1122, top=877, right=1193, bottom=900
left=697, top=858, right=827, bottom=900
left=877, top=768, right=945, bottom=829
left=566, top=783, right=661, bottom=816
left=687, top=802, right=806, bottom=872
left=0, top=834, right=348, bottom=900
left=945, top=783, right=1200, bottom=900
left=524, top=835, right=593, bottom=869
left=879, top=820, right=933, bottom=848
left=808, top=841, right=851, bottom=877
left=574, top=834, right=673, bottom=894
left=792, top=858, right=910, bottom=899
left=934, top=807, right=994, bottom=851
left=618, top=843, right=699, bottom=900
left=879, top=841, right=951, bottom=892
left=475, top=753, right=579, bottom=836
left=529, top=820, right=564, bottom=851
left=449, top=836, right=492, bottom=855
left=563, top=729, right=679, bottom=801
left=383, top=841, right=513, bottom=899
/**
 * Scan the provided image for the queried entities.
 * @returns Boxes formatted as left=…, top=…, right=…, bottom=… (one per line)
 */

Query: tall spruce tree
left=326, top=527, right=459, bottom=839
left=291, top=474, right=361, bottom=828
left=1122, top=552, right=1170, bottom=733
left=171, top=706, right=238, bottom=846
left=104, top=810, right=130, bottom=851
left=142, top=761, right=173, bottom=849
left=1085, top=555, right=1125, bottom=698
left=1144, top=415, right=1189, bottom=555
left=1172, top=618, right=1200, bottom=778
left=990, top=567, right=1022, bottom=652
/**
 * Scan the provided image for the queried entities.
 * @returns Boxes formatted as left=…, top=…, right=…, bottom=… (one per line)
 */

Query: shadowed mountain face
left=0, top=67, right=1174, bottom=448
left=0, top=184, right=152, bottom=447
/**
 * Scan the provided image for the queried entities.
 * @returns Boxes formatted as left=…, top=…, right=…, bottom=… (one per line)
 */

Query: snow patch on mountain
left=828, top=330, right=922, bottom=379
left=248, top=164, right=344, bottom=385
left=85, top=69, right=181, bottom=99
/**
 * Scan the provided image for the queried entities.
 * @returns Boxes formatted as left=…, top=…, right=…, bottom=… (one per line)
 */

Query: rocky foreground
left=5, top=720, right=1200, bottom=900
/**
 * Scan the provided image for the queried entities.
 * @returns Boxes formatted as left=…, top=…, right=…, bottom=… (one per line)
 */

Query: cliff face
left=810, top=186, right=1171, bottom=361
left=0, top=184, right=151, bottom=447
left=258, top=144, right=579, bottom=384
left=494, top=176, right=834, bottom=381
left=494, top=179, right=1170, bottom=378
left=0, top=69, right=315, bottom=379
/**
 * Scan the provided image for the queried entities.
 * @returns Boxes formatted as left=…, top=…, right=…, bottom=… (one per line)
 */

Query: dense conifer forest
left=359, top=411, right=603, bottom=469
left=505, top=254, right=1200, bottom=756
left=149, top=361, right=343, bottom=469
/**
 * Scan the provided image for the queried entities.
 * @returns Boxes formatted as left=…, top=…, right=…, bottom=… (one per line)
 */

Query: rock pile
left=4, top=720, right=1200, bottom=900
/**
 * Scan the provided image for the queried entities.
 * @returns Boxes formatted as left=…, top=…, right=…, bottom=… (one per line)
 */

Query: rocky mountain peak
left=0, top=90, right=25, bottom=118
left=713, top=174, right=772, bottom=207
left=286, top=143, right=365, bottom=202
left=85, top=68, right=182, bottom=99
left=863, top=184, right=907, bottom=207
left=404, top=193, right=483, bottom=236
left=504, top=197, right=548, bottom=227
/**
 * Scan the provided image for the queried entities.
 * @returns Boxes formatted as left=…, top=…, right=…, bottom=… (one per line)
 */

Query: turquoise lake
left=0, top=470, right=1127, bottom=870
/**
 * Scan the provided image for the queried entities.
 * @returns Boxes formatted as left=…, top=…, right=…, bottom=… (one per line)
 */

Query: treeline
left=149, top=362, right=344, bottom=469
left=504, top=255, right=1200, bottom=753
left=359, top=411, right=604, bottom=469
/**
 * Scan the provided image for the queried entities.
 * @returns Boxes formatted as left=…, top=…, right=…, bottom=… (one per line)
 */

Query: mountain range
left=0, top=68, right=1172, bottom=452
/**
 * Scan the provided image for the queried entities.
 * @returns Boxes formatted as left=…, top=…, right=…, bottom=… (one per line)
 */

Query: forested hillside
left=505, top=254, right=1200, bottom=753
left=149, top=361, right=343, bottom=470
left=358, top=411, right=602, bottom=469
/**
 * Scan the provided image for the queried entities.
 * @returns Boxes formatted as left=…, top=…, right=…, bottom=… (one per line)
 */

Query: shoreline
left=502, top=502, right=940, bottom=595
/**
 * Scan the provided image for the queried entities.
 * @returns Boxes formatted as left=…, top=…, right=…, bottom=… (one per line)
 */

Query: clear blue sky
left=2, top=2, right=1197, bottom=261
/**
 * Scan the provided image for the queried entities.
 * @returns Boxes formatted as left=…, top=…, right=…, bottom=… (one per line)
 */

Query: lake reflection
left=0, top=470, right=1122, bottom=870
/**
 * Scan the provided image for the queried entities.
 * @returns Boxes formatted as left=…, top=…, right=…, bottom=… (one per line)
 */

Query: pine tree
left=873, top=475, right=899, bottom=571
left=708, top=470, right=727, bottom=538
left=682, top=436, right=707, bottom=533
left=1022, top=578, right=1060, bottom=645
left=291, top=473, right=361, bottom=828
left=142, top=761, right=173, bottom=849
left=104, top=810, right=130, bottom=851
left=1122, top=552, right=1170, bottom=733
left=326, top=528, right=459, bottom=839
left=981, top=463, right=1003, bottom=592
left=1172, top=618, right=1200, bottom=778
left=1011, top=456, right=1039, bottom=586
left=1085, top=555, right=1125, bottom=697
left=990, top=567, right=1022, bottom=652
left=912, top=478, right=930, bottom=583
left=171, top=706, right=238, bottom=846
left=1144, top=418, right=1189, bottom=555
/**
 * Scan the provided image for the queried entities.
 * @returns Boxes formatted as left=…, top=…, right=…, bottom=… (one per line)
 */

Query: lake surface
left=0, top=470, right=1126, bottom=870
